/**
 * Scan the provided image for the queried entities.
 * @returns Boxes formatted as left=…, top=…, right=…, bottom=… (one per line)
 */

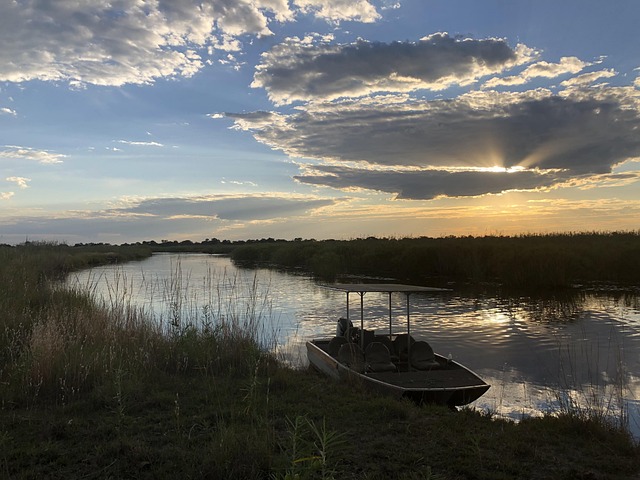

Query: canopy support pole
left=345, top=291, right=350, bottom=323
left=406, top=292, right=412, bottom=372
left=359, top=291, right=365, bottom=349
left=388, top=292, right=393, bottom=339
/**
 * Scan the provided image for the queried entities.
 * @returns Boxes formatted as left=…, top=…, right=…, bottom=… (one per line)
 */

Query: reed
left=549, top=325, right=632, bottom=433
left=230, top=231, right=640, bottom=288
left=1, top=242, right=271, bottom=407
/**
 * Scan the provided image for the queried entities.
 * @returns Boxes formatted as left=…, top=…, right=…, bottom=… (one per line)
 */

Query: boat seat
left=375, top=335, right=396, bottom=360
left=365, top=342, right=397, bottom=373
left=411, top=341, right=440, bottom=370
left=337, top=343, right=365, bottom=373
left=393, top=334, right=416, bottom=362
left=361, top=329, right=376, bottom=348
left=328, top=336, right=348, bottom=357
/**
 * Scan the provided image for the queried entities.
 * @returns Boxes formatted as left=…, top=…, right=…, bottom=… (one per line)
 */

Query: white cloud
left=1, top=107, right=17, bottom=116
left=561, top=69, right=617, bottom=87
left=0, top=0, right=384, bottom=87
left=293, top=0, right=380, bottom=23
left=0, top=192, right=15, bottom=200
left=117, top=140, right=164, bottom=147
left=221, top=179, right=259, bottom=187
left=483, top=56, right=588, bottom=89
left=6, top=176, right=31, bottom=189
left=0, top=146, right=65, bottom=164
left=381, top=2, right=402, bottom=11
left=523, top=56, right=587, bottom=78
left=252, top=34, right=535, bottom=104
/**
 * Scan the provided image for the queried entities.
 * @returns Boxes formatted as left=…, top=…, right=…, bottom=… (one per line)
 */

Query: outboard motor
left=336, top=317, right=353, bottom=337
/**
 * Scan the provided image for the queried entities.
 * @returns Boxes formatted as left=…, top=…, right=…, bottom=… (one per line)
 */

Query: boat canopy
left=321, top=283, right=451, bottom=370
left=321, top=283, right=450, bottom=294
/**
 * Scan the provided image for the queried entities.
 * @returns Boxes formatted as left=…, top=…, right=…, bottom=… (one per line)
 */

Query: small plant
left=276, top=415, right=345, bottom=480
left=112, top=367, right=126, bottom=434
left=0, top=430, right=11, bottom=478
left=174, top=392, right=181, bottom=434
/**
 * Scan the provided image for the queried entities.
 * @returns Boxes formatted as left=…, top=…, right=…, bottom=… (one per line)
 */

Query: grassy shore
left=229, top=232, right=640, bottom=289
left=1, top=242, right=639, bottom=479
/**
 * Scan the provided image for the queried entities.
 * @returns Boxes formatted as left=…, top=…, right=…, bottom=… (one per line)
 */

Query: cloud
left=116, top=194, right=336, bottom=220
left=561, top=69, right=616, bottom=87
left=522, top=57, right=588, bottom=78
left=0, top=193, right=340, bottom=242
left=294, top=166, right=561, bottom=199
left=293, top=0, right=380, bottom=23
left=117, top=140, right=165, bottom=147
left=1, top=192, right=14, bottom=200
left=0, top=146, right=65, bottom=164
left=227, top=86, right=640, bottom=199
left=221, top=179, right=259, bottom=187
left=0, top=0, right=383, bottom=87
left=6, top=177, right=31, bottom=189
left=483, top=56, right=589, bottom=89
left=252, top=33, right=535, bottom=104
left=1, top=107, right=16, bottom=116
left=221, top=111, right=290, bottom=135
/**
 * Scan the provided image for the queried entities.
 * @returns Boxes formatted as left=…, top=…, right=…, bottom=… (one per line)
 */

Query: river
left=66, top=252, right=640, bottom=436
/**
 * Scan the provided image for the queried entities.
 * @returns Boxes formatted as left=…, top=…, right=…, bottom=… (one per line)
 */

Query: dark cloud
left=229, top=86, right=640, bottom=198
left=294, top=166, right=561, bottom=199
left=252, top=33, right=533, bottom=104
left=121, top=195, right=335, bottom=220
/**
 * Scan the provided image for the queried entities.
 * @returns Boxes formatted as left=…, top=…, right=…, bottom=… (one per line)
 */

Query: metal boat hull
left=307, top=339, right=490, bottom=407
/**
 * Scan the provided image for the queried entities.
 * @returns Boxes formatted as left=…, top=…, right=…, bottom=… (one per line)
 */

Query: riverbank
left=1, top=243, right=639, bottom=479
left=228, top=232, right=640, bottom=289
left=4, top=367, right=639, bottom=479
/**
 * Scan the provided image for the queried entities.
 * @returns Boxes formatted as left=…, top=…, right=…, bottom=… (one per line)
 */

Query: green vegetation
left=1, top=242, right=639, bottom=479
left=229, top=232, right=640, bottom=289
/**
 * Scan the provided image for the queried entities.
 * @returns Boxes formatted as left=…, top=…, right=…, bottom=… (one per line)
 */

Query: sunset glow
left=1, top=1, right=639, bottom=244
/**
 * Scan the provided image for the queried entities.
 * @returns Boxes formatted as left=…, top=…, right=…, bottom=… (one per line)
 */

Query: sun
left=476, top=166, right=526, bottom=173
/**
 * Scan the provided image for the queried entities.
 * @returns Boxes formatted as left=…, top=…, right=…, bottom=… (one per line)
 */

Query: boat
left=306, top=283, right=490, bottom=407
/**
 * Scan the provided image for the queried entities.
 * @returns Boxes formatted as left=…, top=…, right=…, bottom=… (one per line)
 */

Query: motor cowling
left=336, top=317, right=352, bottom=337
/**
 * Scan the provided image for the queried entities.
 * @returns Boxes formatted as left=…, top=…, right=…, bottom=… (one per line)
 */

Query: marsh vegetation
left=229, top=232, right=640, bottom=289
left=1, top=240, right=639, bottom=479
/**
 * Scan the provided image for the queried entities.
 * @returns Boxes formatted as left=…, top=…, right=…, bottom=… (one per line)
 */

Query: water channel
left=66, top=253, right=640, bottom=436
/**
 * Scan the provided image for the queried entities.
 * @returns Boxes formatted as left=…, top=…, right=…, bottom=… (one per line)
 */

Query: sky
left=1, top=0, right=640, bottom=245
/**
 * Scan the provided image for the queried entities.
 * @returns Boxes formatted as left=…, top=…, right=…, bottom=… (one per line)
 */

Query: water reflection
left=66, top=253, right=640, bottom=437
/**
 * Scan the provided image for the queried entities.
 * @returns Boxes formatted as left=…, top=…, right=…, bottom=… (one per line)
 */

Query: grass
left=229, top=231, right=640, bottom=289
left=1, top=242, right=639, bottom=479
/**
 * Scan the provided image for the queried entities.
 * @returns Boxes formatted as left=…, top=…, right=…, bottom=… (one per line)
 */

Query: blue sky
left=1, top=0, right=639, bottom=244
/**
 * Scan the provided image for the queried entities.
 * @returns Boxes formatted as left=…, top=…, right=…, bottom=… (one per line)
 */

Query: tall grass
left=230, top=231, right=640, bottom=288
left=550, top=326, right=632, bottom=433
left=0, top=243, right=270, bottom=408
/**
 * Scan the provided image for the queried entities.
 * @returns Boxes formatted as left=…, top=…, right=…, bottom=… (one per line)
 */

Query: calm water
left=67, top=253, right=640, bottom=435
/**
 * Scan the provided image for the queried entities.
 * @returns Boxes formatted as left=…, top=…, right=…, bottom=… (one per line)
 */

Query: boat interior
left=315, top=331, right=442, bottom=370
left=311, top=329, right=486, bottom=390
